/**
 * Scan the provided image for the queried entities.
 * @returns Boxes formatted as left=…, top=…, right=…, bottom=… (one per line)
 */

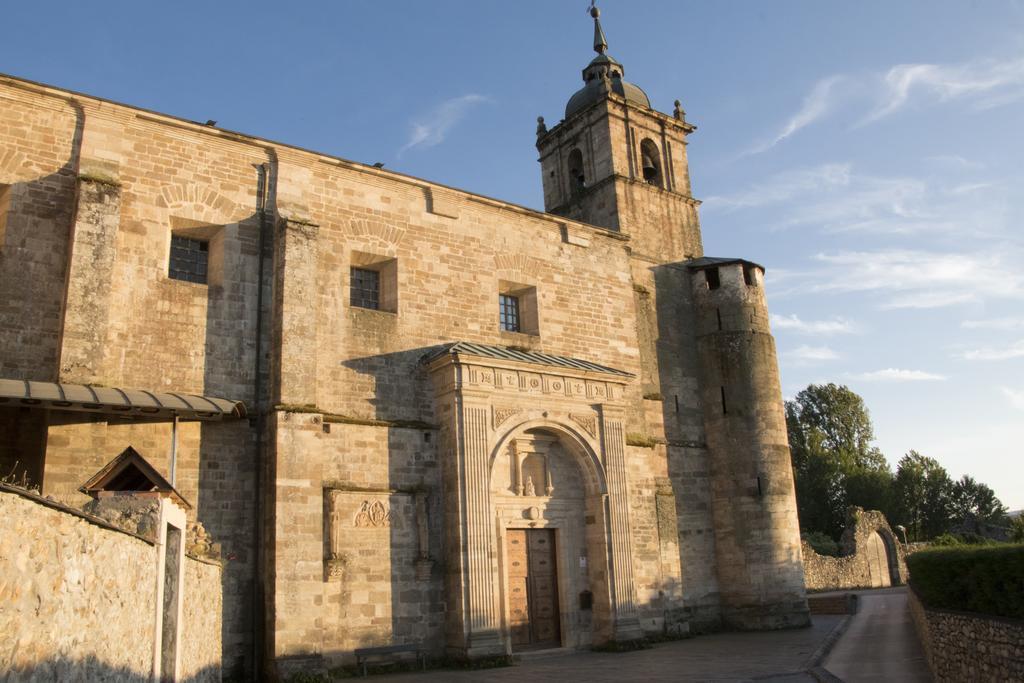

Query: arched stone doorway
left=490, top=424, right=611, bottom=650
left=425, top=343, right=642, bottom=658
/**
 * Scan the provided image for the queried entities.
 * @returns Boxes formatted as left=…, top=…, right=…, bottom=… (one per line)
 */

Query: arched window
left=640, top=138, right=662, bottom=187
left=567, top=148, right=585, bottom=195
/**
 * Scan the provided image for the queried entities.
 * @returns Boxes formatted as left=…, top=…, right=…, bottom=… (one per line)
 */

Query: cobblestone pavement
left=369, top=615, right=844, bottom=682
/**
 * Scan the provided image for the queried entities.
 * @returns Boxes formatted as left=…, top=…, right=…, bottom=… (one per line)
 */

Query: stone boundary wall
left=0, top=486, right=221, bottom=681
left=802, top=507, right=907, bottom=591
left=908, top=588, right=1024, bottom=682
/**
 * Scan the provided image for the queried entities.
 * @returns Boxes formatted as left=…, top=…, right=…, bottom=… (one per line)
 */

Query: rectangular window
left=169, top=235, right=208, bottom=284
left=499, top=294, right=521, bottom=332
left=350, top=267, right=381, bottom=310
left=705, top=267, right=720, bottom=290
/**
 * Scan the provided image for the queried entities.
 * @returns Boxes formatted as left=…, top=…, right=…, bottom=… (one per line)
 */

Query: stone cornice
left=427, top=353, right=629, bottom=404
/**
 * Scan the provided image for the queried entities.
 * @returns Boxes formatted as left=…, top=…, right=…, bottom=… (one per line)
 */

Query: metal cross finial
left=589, top=0, right=608, bottom=54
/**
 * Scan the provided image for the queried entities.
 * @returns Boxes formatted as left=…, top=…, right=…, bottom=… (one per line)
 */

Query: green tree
left=1009, top=515, right=1024, bottom=543
left=893, top=451, right=954, bottom=541
left=786, top=383, right=893, bottom=538
left=951, top=475, right=1008, bottom=525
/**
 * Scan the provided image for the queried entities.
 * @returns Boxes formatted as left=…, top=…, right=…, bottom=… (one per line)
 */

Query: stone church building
left=0, top=7, right=808, bottom=679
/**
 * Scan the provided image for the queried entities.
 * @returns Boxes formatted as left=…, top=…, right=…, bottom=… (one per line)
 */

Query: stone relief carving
left=325, top=554, right=349, bottom=581
left=354, top=499, right=393, bottom=528
left=570, top=412, right=597, bottom=437
left=493, top=406, right=523, bottom=428
left=464, top=364, right=623, bottom=401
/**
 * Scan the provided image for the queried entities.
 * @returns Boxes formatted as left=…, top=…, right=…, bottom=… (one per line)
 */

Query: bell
left=642, top=160, right=658, bottom=182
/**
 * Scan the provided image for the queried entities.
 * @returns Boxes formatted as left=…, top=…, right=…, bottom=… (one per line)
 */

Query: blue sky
left=3, top=1, right=1022, bottom=509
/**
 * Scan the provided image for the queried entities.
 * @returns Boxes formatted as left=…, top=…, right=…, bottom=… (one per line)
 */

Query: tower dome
left=565, top=6, right=651, bottom=119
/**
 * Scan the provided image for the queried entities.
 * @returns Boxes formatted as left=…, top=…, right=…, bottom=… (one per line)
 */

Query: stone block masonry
left=0, top=486, right=221, bottom=681
left=0, top=9, right=814, bottom=671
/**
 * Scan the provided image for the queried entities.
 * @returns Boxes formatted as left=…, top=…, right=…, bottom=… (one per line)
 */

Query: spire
left=590, top=4, right=609, bottom=55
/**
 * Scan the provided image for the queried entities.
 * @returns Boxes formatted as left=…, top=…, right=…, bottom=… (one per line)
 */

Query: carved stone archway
left=426, top=344, right=642, bottom=658
left=489, top=420, right=610, bottom=649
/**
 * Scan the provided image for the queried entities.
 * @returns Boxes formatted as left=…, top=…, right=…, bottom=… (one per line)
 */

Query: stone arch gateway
left=426, top=343, right=642, bottom=657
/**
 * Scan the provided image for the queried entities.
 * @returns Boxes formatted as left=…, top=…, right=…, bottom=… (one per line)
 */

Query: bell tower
left=536, top=4, right=703, bottom=263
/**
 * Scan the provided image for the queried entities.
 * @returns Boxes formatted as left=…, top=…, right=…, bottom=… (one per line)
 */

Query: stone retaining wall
left=0, top=486, right=221, bottom=681
left=908, top=588, right=1024, bottom=682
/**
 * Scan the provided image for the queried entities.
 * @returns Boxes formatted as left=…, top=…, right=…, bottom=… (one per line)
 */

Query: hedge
left=907, top=544, right=1024, bottom=620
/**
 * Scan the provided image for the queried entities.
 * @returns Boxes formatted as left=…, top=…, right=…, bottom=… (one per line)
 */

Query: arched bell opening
left=639, top=138, right=662, bottom=187
left=489, top=422, right=613, bottom=651
left=567, top=148, right=586, bottom=196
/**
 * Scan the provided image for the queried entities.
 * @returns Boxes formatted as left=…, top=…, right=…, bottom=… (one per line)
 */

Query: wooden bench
left=354, top=643, right=427, bottom=677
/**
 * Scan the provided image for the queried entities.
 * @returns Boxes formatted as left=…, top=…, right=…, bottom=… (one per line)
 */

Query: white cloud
left=704, top=163, right=852, bottom=212
left=398, top=94, right=490, bottom=155
left=809, top=249, right=1024, bottom=310
left=851, top=368, right=947, bottom=381
left=1002, top=387, right=1024, bottom=411
left=865, top=56, right=1024, bottom=123
left=962, top=339, right=1024, bottom=360
left=925, top=155, right=985, bottom=170
left=771, top=313, right=857, bottom=335
left=704, top=162, right=1005, bottom=237
left=951, top=182, right=994, bottom=195
left=746, top=76, right=845, bottom=154
left=749, top=54, right=1024, bottom=149
left=785, top=344, right=840, bottom=362
left=962, top=318, right=1024, bottom=331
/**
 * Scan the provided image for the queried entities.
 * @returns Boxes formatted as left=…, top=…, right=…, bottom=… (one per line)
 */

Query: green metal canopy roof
left=0, top=378, right=246, bottom=421
left=425, top=341, right=633, bottom=378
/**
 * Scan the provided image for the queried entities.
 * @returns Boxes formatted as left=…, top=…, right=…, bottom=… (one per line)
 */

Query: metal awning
left=0, top=378, right=246, bottom=421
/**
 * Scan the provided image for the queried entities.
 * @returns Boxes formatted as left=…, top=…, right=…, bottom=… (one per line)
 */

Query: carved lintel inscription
left=354, top=499, right=393, bottom=528
left=569, top=412, right=597, bottom=437
left=493, top=406, right=523, bottom=429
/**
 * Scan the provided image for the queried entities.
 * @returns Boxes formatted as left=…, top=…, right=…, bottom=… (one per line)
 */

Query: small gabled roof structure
left=79, top=446, right=191, bottom=509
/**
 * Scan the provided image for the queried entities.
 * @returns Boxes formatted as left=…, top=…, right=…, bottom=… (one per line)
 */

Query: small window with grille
left=350, top=267, right=381, bottom=310
left=499, top=294, right=521, bottom=332
left=498, top=281, right=538, bottom=335
left=169, top=235, right=209, bottom=284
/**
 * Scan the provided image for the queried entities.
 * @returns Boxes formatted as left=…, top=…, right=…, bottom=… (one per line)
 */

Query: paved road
left=823, top=586, right=931, bottom=682
left=370, top=615, right=843, bottom=682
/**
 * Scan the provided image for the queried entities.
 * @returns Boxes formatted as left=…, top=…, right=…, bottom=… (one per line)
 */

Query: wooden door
left=865, top=532, right=891, bottom=588
left=506, top=528, right=560, bottom=650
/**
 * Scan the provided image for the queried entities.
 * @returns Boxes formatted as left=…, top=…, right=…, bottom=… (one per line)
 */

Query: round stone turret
left=689, top=258, right=810, bottom=630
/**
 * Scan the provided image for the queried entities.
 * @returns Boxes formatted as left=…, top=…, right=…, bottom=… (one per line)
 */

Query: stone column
left=271, top=215, right=319, bottom=407
left=450, top=392, right=503, bottom=657
left=58, top=175, right=122, bottom=383
left=598, top=406, right=642, bottom=640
